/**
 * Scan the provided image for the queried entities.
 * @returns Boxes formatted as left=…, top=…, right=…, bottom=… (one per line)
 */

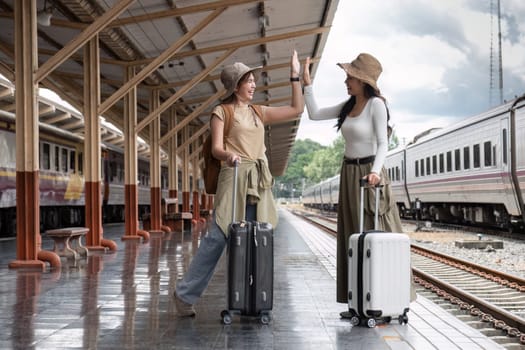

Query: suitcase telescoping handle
left=231, top=161, right=239, bottom=223
left=358, top=178, right=382, bottom=233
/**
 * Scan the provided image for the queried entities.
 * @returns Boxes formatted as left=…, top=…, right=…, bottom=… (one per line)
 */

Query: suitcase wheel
left=221, top=310, right=232, bottom=325
left=260, top=312, right=271, bottom=325
left=398, top=314, right=409, bottom=325
left=366, top=318, right=377, bottom=328
left=350, top=316, right=360, bottom=327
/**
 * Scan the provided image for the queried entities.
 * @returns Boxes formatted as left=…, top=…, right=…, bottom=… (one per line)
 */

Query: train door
left=499, top=116, right=520, bottom=219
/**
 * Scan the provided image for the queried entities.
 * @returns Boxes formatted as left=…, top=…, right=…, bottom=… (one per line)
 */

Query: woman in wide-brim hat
left=174, top=50, right=304, bottom=317
left=302, top=53, right=412, bottom=317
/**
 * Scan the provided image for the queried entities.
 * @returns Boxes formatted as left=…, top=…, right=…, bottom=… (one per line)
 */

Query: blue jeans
left=175, top=203, right=257, bottom=305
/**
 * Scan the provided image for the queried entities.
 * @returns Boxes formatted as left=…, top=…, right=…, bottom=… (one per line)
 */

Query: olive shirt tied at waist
left=214, top=158, right=278, bottom=236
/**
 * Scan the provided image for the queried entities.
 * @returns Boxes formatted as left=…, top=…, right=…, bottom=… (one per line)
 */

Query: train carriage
left=301, top=94, right=525, bottom=232
left=0, top=108, right=172, bottom=238
left=384, top=147, right=409, bottom=215
left=404, top=98, right=524, bottom=228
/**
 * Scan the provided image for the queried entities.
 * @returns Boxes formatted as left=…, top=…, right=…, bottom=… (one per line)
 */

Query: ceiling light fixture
left=37, top=0, right=53, bottom=27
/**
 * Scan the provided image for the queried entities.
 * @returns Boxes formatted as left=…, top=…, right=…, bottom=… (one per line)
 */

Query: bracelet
left=290, top=77, right=300, bottom=82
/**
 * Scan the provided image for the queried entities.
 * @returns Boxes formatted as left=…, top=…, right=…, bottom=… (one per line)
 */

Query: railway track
left=289, top=207, right=525, bottom=349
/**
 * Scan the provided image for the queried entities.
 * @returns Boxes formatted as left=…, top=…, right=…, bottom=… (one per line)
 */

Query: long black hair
left=335, top=83, right=391, bottom=137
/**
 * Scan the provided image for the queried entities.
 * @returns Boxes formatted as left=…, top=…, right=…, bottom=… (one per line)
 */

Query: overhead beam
left=131, top=27, right=329, bottom=66
left=147, top=57, right=320, bottom=90
left=0, top=0, right=260, bottom=30
left=176, top=125, right=208, bottom=154
left=35, top=0, right=134, bottom=83
left=159, top=89, right=224, bottom=145
left=44, top=112, right=71, bottom=124
left=99, top=7, right=226, bottom=116
left=136, top=48, right=236, bottom=134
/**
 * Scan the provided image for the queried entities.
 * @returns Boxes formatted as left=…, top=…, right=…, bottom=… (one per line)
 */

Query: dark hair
left=335, top=83, right=391, bottom=136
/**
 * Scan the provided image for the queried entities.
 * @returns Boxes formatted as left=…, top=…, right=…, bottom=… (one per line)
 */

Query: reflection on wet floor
left=0, top=211, right=505, bottom=349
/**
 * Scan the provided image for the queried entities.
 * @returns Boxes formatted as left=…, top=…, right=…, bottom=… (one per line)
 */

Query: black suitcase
left=221, top=163, right=274, bottom=325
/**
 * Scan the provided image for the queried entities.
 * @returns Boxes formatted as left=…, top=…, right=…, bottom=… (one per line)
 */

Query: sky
left=296, top=0, right=525, bottom=146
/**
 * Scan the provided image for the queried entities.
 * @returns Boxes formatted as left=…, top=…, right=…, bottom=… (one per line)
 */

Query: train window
left=70, top=150, right=76, bottom=173
left=78, top=152, right=83, bottom=175
left=110, top=162, right=117, bottom=180
left=388, top=168, right=392, bottom=181
left=118, top=164, right=124, bottom=182
left=420, top=158, right=424, bottom=176
left=54, top=146, right=60, bottom=171
left=42, top=143, right=51, bottom=170
left=439, top=153, right=444, bottom=173
left=426, top=157, right=430, bottom=175
left=401, top=160, right=404, bottom=180
left=61, top=148, right=68, bottom=172
left=432, top=155, right=437, bottom=174
left=454, top=149, right=461, bottom=171
left=463, top=146, right=470, bottom=169
left=473, top=144, right=480, bottom=168
left=415, top=160, right=419, bottom=177
left=395, top=166, right=400, bottom=181
left=484, top=141, right=492, bottom=167
left=492, top=146, right=496, bottom=166
left=446, top=151, right=452, bottom=172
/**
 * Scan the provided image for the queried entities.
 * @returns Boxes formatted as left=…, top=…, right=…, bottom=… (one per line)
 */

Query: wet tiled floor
left=0, top=209, right=504, bottom=349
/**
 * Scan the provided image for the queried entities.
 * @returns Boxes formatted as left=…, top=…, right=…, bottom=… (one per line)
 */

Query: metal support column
left=168, top=108, right=178, bottom=212
left=191, top=138, right=200, bottom=223
left=10, top=0, right=60, bottom=270
left=83, top=36, right=116, bottom=252
left=148, top=89, right=163, bottom=234
left=182, top=127, right=191, bottom=213
left=122, top=66, right=148, bottom=242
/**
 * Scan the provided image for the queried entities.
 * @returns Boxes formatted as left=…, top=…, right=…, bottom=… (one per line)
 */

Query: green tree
left=389, top=128, right=400, bottom=150
left=303, top=136, right=344, bottom=184
left=274, top=138, right=324, bottom=198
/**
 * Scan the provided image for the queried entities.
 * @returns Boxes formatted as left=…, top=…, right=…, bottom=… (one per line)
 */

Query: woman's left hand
left=367, top=172, right=381, bottom=186
left=290, top=50, right=300, bottom=78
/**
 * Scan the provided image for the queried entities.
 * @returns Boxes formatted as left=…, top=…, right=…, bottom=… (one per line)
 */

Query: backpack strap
left=220, top=104, right=234, bottom=138
left=249, top=104, right=264, bottom=122
left=219, top=104, right=263, bottom=134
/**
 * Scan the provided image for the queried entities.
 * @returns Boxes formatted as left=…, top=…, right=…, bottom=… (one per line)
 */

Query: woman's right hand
left=303, top=56, right=312, bottom=86
left=226, top=152, right=241, bottom=167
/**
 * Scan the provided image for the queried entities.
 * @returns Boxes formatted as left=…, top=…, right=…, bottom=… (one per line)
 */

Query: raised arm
left=262, top=50, right=304, bottom=124
left=303, top=56, right=345, bottom=121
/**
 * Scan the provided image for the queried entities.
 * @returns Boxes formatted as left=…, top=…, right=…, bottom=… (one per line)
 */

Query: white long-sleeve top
left=303, top=85, right=388, bottom=174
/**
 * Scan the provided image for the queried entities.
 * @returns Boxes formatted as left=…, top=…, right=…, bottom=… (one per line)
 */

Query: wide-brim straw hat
left=220, top=62, right=262, bottom=100
left=337, top=53, right=382, bottom=93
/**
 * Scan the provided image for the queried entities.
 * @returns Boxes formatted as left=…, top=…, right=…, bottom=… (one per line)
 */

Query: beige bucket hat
left=220, top=62, right=262, bottom=100
left=337, top=53, right=382, bottom=93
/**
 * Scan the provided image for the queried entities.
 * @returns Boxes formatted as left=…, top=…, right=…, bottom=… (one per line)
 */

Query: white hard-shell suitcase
left=347, top=179, right=410, bottom=328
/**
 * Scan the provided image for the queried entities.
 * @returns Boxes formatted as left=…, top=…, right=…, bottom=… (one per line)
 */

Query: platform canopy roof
left=0, top=0, right=338, bottom=176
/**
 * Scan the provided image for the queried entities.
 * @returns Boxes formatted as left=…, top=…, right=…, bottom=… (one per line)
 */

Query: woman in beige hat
left=174, top=50, right=304, bottom=317
left=303, top=53, right=406, bottom=317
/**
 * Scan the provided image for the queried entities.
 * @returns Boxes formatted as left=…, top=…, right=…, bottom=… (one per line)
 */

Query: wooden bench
left=164, top=212, right=193, bottom=232
left=163, top=197, right=178, bottom=214
left=200, top=209, right=213, bottom=218
left=45, top=227, right=89, bottom=260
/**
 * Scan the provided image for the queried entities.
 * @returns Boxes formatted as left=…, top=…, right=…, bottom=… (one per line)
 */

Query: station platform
left=0, top=208, right=505, bottom=349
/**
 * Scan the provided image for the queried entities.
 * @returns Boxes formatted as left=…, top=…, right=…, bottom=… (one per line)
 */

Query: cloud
left=296, top=0, right=525, bottom=147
